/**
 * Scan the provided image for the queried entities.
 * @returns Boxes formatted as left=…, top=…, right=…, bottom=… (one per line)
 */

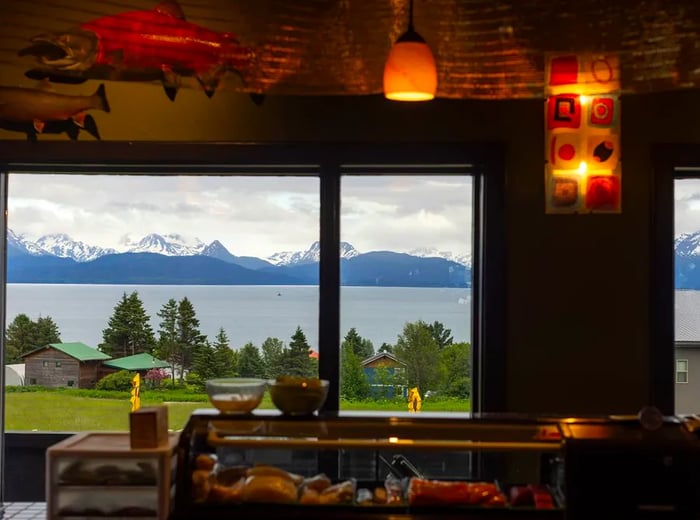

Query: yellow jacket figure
left=408, top=387, right=422, bottom=413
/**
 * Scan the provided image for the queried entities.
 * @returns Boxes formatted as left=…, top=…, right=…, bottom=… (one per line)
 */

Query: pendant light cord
left=408, top=0, right=415, bottom=32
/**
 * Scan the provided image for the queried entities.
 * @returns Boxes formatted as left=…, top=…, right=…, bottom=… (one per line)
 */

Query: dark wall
left=2, top=75, right=700, bottom=415
left=5, top=432, right=72, bottom=501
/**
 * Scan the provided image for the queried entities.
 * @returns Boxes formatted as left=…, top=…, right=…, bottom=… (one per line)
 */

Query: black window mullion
left=0, top=171, right=7, bottom=503
left=318, top=163, right=341, bottom=412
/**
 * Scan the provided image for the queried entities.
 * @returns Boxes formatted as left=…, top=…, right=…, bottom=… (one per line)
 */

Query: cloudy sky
left=675, top=179, right=700, bottom=237
left=7, top=174, right=473, bottom=258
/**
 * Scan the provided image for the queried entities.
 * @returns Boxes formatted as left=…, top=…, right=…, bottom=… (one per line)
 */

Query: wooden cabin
left=21, top=342, right=111, bottom=389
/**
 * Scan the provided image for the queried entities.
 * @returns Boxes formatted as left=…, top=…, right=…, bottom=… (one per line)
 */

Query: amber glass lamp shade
left=383, top=30, right=437, bottom=101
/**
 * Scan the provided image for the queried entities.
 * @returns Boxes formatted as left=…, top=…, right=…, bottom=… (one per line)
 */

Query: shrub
left=144, top=368, right=168, bottom=388
left=96, top=370, right=137, bottom=392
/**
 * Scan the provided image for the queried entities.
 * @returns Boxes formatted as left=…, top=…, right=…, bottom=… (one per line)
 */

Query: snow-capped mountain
left=675, top=232, right=700, bottom=257
left=7, top=228, right=471, bottom=267
left=7, top=229, right=51, bottom=256
left=266, top=241, right=359, bottom=266
left=409, top=247, right=472, bottom=267
left=119, top=233, right=206, bottom=256
left=35, top=233, right=118, bottom=262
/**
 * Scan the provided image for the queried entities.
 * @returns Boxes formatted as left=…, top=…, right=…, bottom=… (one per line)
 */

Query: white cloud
left=8, top=174, right=473, bottom=258
left=675, top=179, right=700, bottom=237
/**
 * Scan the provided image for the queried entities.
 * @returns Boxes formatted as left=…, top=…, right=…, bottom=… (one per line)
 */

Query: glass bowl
left=267, top=377, right=329, bottom=415
left=205, top=378, right=266, bottom=414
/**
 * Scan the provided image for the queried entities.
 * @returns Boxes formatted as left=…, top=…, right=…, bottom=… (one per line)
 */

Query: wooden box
left=46, top=432, right=178, bottom=520
left=130, top=405, right=169, bottom=449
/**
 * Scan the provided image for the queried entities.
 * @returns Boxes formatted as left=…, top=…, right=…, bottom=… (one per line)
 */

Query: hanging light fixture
left=383, top=0, right=437, bottom=101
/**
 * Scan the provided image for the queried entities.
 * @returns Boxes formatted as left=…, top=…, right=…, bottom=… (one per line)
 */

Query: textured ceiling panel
left=0, top=0, right=699, bottom=99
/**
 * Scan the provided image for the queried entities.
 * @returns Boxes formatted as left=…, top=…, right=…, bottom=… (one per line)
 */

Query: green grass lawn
left=4, top=391, right=470, bottom=432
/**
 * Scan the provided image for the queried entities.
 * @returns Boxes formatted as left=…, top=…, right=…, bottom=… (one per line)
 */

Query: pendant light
left=383, top=0, right=437, bottom=101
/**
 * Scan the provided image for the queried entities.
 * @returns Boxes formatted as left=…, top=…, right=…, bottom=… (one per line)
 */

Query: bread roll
left=242, top=475, right=298, bottom=504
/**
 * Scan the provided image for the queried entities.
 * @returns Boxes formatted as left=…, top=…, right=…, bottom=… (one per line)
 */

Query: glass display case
left=173, top=410, right=700, bottom=520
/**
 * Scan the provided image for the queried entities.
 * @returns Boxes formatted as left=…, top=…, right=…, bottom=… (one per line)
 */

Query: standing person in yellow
left=408, top=387, right=422, bottom=413
left=130, top=373, right=141, bottom=412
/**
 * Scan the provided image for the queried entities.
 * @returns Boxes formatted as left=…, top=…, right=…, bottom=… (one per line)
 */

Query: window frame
left=0, top=141, right=506, bottom=498
left=651, top=144, right=700, bottom=413
left=676, top=359, right=689, bottom=384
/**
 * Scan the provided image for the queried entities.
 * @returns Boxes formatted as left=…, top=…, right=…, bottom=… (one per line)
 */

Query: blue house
left=361, top=352, right=407, bottom=399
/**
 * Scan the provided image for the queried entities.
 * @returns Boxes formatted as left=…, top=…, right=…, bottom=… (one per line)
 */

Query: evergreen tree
left=238, top=342, right=264, bottom=377
left=5, top=313, right=61, bottom=363
left=212, top=327, right=238, bottom=377
left=192, top=341, right=219, bottom=382
left=340, top=343, right=371, bottom=400
left=342, top=327, right=374, bottom=361
left=261, top=337, right=286, bottom=379
left=175, top=297, right=206, bottom=382
left=286, top=326, right=315, bottom=377
left=99, top=292, right=155, bottom=357
left=378, top=342, right=394, bottom=354
left=156, top=298, right=179, bottom=382
left=34, top=316, right=62, bottom=346
left=393, top=320, right=440, bottom=392
left=427, top=321, right=454, bottom=350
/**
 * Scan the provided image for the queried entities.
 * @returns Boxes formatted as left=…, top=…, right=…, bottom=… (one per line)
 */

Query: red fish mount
left=18, top=0, right=263, bottom=104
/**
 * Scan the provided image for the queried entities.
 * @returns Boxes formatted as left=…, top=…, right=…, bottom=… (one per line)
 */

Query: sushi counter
left=44, top=409, right=700, bottom=520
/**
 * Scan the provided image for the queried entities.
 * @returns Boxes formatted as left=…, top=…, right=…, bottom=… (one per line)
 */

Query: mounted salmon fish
left=0, top=115, right=101, bottom=142
left=18, top=0, right=258, bottom=102
left=0, top=83, right=109, bottom=140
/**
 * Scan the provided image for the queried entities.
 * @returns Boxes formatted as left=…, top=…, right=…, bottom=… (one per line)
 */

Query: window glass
left=340, top=176, right=473, bottom=413
left=6, top=174, right=319, bottom=431
left=676, top=359, right=689, bottom=383
left=674, top=178, right=700, bottom=409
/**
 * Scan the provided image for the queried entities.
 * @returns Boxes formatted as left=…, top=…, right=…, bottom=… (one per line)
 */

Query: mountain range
left=673, top=231, right=700, bottom=289
left=6, top=230, right=471, bottom=287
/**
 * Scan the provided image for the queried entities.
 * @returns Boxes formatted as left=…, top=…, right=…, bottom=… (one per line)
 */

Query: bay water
left=5, top=284, right=472, bottom=350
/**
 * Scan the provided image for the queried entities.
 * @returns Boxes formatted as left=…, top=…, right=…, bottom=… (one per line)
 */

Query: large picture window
left=0, top=142, right=506, bottom=498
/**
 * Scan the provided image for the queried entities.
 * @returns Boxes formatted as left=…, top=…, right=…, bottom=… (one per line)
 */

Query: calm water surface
left=6, top=284, right=472, bottom=349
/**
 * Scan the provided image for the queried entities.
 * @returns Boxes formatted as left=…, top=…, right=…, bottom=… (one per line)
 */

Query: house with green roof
left=102, top=353, right=170, bottom=374
left=21, top=342, right=111, bottom=389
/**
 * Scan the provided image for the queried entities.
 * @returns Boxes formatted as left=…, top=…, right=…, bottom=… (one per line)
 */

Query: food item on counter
left=384, top=474, right=405, bottom=504
left=195, top=453, right=217, bottom=471
left=59, top=459, right=157, bottom=485
left=508, top=484, right=555, bottom=508
left=206, top=378, right=266, bottom=414
left=356, top=488, right=374, bottom=505
left=509, top=485, right=534, bottom=506
left=214, top=465, right=248, bottom=485
left=318, top=480, right=355, bottom=504
left=408, top=478, right=506, bottom=507
left=242, top=474, right=299, bottom=503
left=209, top=479, right=245, bottom=502
left=301, top=473, right=332, bottom=493
left=373, top=486, right=388, bottom=504
left=299, top=487, right=321, bottom=504
left=509, top=484, right=554, bottom=509
left=209, top=393, right=263, bottom=413
left=247, top=464, right=304, bottom=486
left=191, top=469, right=213, bottom=502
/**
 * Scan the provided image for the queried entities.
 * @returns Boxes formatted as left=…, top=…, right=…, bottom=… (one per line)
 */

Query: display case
left=46, top=432, right=178, bottom=520
left=173, top=410, right=700, bottom=520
